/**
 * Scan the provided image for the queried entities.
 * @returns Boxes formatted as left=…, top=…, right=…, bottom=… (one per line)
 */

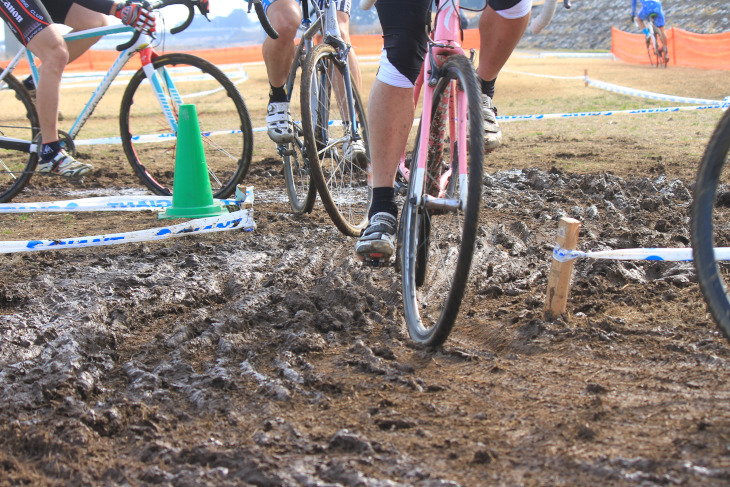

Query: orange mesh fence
left=2, top=30, right=483, bottom=75
left=612, top=26, right=730, bottom=70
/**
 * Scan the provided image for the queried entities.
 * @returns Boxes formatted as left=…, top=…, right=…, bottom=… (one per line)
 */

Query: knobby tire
left=120, top=53, right=253, bottom=199
left=301, top=43, right=371, bottom=237
left=691, top=108, right=730, bottom=344
left=0, top=74, right=39, bottom=202
left=400, top=54, right=484, bottom=347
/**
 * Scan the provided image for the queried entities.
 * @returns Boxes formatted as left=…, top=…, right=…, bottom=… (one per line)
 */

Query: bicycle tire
left=400, top=54, right=484, bottom=347
left=120, top=53, right=253, bottom=199
left=654, top=32, right=666, bottom=68
left=282, top=54, right=317, bottom=214
left=301, top=43, right=371, bottom=237
left=691, top=108, right=730, bottom=344
left=0, top=73, right=39, bottom=202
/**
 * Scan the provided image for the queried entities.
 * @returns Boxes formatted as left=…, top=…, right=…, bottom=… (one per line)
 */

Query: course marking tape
left=553, top=245, right=730, bottom=262
left=585, top=79, right=725, bottom=105
left=498, top=104, right=722, bottom=122
left=0, top=208, right=255, bottom=254
left=502, top=69, right=726, bottom=106
left=0, top=194, right=244, bottom=213
left=0, top=187, right=255, bottom=253
left=502, top=69, right=584, bottom=80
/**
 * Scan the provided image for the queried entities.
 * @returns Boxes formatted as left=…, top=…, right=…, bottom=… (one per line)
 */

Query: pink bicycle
left=382, top=0, right=485, bottom=346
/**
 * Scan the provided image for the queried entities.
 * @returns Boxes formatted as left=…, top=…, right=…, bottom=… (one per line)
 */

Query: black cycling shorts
left=0, top=0, right=51, bottom=46
left=376, top=0, right=528, bottom=86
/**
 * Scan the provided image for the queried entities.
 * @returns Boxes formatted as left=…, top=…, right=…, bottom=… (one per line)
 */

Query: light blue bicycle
left=0, top=0, right=253, bottom=202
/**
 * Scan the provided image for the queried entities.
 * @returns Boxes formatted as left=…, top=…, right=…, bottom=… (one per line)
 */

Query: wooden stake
left=544, top=217, right=582, bottom=319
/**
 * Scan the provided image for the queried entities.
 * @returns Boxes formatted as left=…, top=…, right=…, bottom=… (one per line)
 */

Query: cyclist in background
left=0, top=0, right=155, bottom=178
left=261, top=0, right=365, bottom=160
left=355, top=0, right=532, bottom=262
left=631, top=0, right=669, bottom=64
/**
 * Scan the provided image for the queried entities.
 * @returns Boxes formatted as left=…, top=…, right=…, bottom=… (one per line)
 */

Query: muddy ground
left=1, top=55, right=730, bottom=486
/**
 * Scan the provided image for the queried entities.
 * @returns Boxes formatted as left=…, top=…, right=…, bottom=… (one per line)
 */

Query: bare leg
left=63, top=3, right=110, bottom=63
left=262, top=0, right=301, bottom=87
left=476, top=6, right=530, bottom=83
left=27, top=26, right=69, bottom=144
left=336, top=11, right=361, bottom=91
left=367, top=79, right=413, bottom=188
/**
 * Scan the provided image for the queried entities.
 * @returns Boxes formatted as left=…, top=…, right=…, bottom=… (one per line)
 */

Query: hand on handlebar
left=115, top=1, right=156, bottom=34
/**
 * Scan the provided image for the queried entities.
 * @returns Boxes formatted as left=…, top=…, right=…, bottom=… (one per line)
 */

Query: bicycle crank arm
left=422, top=194, right=462, bottom=212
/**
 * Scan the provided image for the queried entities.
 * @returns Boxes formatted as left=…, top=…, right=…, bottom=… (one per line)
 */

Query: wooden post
left=544, top=217, right=582, bottom=319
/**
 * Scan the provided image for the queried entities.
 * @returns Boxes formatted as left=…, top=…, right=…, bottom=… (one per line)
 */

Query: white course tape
left=552, top=245, right=730, bottom=262
left=585, top=79, right=725, bottom=105
left=538, top=52, right=616, bottom=59
left=498, top=104, right=722, bottom=122
left=0, top=195, right=241, bottom=213
left=502, top=69, right=584, bottom=80
left=0, top=208, right=255, bottom=254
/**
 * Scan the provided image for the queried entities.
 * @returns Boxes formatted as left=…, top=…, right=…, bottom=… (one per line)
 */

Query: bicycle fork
left=410, top=53, right=469, bottom=213
left=140, top=47, right=183, bottom=134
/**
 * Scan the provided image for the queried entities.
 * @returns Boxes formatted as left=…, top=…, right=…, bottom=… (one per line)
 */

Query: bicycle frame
left=401, top=0, right=469, bottom=210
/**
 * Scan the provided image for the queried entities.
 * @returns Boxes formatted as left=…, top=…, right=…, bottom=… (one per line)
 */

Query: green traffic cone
left=159, top=104, right=228, bottom=219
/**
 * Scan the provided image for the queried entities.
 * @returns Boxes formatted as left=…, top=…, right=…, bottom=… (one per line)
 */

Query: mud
left=1, top=58, right=730, bottom=486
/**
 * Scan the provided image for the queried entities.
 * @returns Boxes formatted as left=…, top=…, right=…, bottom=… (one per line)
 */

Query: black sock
left=479, top=77, right=496, bottom=99
left=41, top=141, right=62, bottom=163
left=369, top=187, right=397, bottom=220
left=269, top=84, right=288, bottom=103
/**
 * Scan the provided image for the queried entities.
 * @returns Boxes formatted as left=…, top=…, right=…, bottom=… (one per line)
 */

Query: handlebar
left=116, top=0, right=210, bottom=51
left=248, top=0, right=279, bottom=40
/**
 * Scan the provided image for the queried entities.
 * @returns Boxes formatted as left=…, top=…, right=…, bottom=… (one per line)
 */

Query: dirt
left=2, top=55, right=730, bottom=486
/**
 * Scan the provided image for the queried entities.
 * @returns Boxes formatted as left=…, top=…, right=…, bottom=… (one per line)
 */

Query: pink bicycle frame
left=399, top=0, right=470, bottom=209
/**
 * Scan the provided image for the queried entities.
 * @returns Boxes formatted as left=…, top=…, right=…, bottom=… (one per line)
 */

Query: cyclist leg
left=262, top=0, right=301, bottom=143
left=28, top=26, right=92, bottom=177
left=334, top=7, right=367, bottom=164
left=63, top=3, right=112, bottom=63
left=335, top=10, right=361, bottom=91
left=477, top=0, right=531, bottom=150
left=355, top=0, right=429, bottom=261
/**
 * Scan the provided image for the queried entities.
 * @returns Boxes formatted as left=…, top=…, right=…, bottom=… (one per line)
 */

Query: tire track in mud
left=2, top=168, right=730, bottom=485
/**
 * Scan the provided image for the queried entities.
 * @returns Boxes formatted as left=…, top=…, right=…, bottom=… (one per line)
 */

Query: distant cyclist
left=631, top=0, right=669, bottom=64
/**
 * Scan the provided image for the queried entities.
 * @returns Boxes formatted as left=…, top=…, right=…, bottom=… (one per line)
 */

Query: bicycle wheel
left=120, top=53, right=253, bottom=199
left=400, top=55, right=484, bottom=347
left=0, top=74, right=39, bottom=202
left=282, top=53, right=317, bottom=214
left=654, top=33, right=666, bottom=68
left=301, top=43, right=370, bottom=237
left=691, top=108, right=730, bottom=343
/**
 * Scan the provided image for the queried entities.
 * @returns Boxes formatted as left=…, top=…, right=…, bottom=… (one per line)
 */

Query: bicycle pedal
left=359, top=255, right=394, bottom=268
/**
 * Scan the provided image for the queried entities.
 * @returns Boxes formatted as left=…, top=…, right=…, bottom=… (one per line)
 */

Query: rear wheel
left=0, top=74, right=39, bottom=202
left=301, top=43, right=371, bottom=237
left=400, top=55, right=484, bottom=347
left=120, top=53, right=253, bottom=199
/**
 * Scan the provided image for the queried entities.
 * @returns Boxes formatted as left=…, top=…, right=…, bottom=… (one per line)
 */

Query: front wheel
left=691, top=108, right=730, bottom=344
left=301, top=43, right=371, bottom=237
left=282, top=54, right=317, bottom=214
left=120, top=53, right=253, bottom=199
left=400, top=55, right=484, bottom=347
